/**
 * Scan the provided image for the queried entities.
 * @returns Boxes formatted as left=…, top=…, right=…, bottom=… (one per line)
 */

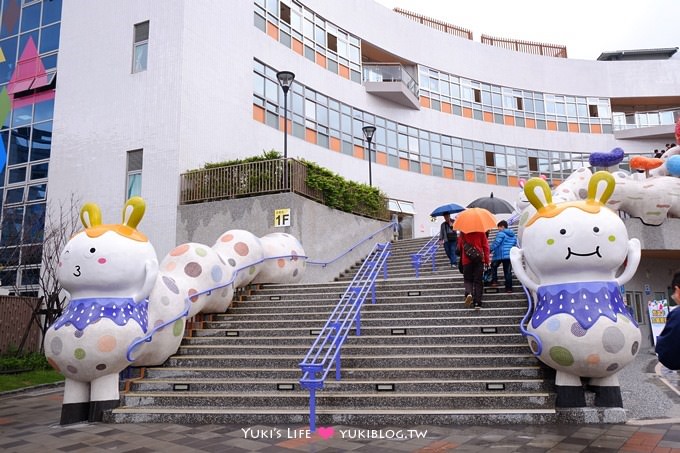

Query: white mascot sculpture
left=510, top=172, right=641, bottom=408
left=45, top=198, right=306, bottom=424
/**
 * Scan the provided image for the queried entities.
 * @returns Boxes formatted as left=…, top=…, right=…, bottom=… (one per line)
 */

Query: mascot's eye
left=593, top=227, right=600, bottom=233
left=89, top=247, right=96, bottom=253
left=559, top=229, right=567, bottom=235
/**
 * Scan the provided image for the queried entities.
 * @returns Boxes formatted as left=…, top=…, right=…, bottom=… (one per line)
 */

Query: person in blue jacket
left=489, top=220, right=517, bottom=292
left=656, top=270, right=680, bottom=370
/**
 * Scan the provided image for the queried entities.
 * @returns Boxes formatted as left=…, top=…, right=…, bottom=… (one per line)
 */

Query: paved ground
left=2, top=354, right=680, bottom=452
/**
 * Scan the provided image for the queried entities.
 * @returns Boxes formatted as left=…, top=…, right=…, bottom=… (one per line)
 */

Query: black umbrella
left=466, top=192, right=515, bottom=214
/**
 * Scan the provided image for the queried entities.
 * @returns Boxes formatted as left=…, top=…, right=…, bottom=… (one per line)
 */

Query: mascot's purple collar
left=53, top=297, right=149, bottom=332
left=532, top=281, right=636, bottom=330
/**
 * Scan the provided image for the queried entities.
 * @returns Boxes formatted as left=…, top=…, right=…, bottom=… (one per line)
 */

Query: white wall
left=48, top=0, right=680, bottom=257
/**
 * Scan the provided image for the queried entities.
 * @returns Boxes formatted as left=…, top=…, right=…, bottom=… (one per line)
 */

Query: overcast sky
left=374, top=0, right=678, bottom=60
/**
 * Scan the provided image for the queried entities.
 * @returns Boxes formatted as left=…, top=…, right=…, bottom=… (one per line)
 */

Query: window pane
left=22, top=202, right=45, bottom=243
left=133, top=42, right=147, bottom=72
left=9, top=127, right=30, bottom=165
left=30, top=121, right=51, bottom=160
left=134, top=21, right=149, bottom=42
left=30, top=162, right=47, bottom=179
left=127, top=173, right=142, bottom=198
left=39, top=23, right=59, bottom=53
left=42, top=0, right=62, bottom=25
left=20, top=3, right=41, bottom=32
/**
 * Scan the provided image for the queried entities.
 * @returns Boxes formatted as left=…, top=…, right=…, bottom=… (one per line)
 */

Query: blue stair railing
left=299, top=242, right=391, bottom=432
left=410, top=234, right=439, bottom=278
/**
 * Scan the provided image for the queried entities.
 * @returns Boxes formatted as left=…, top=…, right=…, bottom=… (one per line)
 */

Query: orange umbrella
left=452, top=207, right=498, bottom=233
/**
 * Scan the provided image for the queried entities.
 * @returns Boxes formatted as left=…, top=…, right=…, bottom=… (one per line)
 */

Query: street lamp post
left=276, top=70, right=295, bottom=189
left=362, top=125, right=376, bottom=187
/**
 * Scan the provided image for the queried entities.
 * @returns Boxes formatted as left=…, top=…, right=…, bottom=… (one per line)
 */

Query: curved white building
left=1, top=1, right=673, bottom=322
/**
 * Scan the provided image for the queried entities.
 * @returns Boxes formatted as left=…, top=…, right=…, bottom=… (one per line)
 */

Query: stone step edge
left=194, top=323, right=522, bottom=332
left=129, top=378, right=546, bottom=384
left=144, top=365, right=543, bottom=372
left=184, top=333, right=525, bottom=341
left=177, top=344, right=529, bottom=351
left=167, top=353, right=536, bottom=359
left=123, top=391, right=552, bottom=398
left=112, top=407, right=555, bottom=415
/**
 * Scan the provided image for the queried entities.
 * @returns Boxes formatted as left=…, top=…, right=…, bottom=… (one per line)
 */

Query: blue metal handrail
left=410, top=234, right=439, bottom=278
left=299, top=242, right=391, bottom=432
left=306, top=221, right=396, bottom=267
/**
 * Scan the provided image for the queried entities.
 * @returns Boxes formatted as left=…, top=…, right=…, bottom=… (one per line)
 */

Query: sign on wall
left=648, top=299, right=669, bottom=345
left=274, top=208, right=291, bottom=227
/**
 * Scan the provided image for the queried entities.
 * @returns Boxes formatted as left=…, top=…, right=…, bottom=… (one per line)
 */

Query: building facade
left=1, top=1, right=679, bottom=312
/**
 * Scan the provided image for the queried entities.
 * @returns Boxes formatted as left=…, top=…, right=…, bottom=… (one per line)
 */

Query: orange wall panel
left=353, top=145, right=364, bottom=159
left=330, top=137, right=341, bottom=152
left=486, top=173, right=497, bottom=185
left=315, top=52, right=327, bottom=69
left=591, top=124, right=602, bottom=134
left=462, top=107, right=473, bottom=118
left=376, top=151, right=387, bottom=165
left=441, top=102, right=452, bottom=114
left=504, top=115, right=515, bottom=126
left=305, top=128, right=317, bottom=144
left=266, top=22, right=278, bottom=40
left=508, top=176, right=519, bottom=187
left=568, top=122, right=579, bottom=132
left=526, top=118, right=536, bottom=129
left=547, top=121, right=558, bottom=131
left=443, top=167, right=453, bottom=179
left=339, top=64, right=350, bottom=79
left=292, top=38, right=303, bottom=55
left=465, top=170, right=475, bottom=181
left=483, top=111, right=493, bottom=122
left=252, top=104, right=265, bottom=123
left=421, top=163, right=432, bottom=175
left=399, top=158, right=409, bottom=170
left=420, top=96, right=431, bottom=108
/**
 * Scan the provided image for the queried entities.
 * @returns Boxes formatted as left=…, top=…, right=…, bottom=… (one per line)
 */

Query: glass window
left=126, top=149, right=143, bottom=199
left=8, top=166, right=26, bottom=184
left=30, top=121, right=51, bottom=160
left=132, top=21, right=149, bottom=73
left=39, top=23, right=59, bottom=53
left=9, top=127, right=30, bottom=165
left=12, top=104, right=32, bottom=127
left=42, top=0, right=62, bottom=26
left=29, top=162, right=47, bottom=179
left=33, top=98, right=54, bottom=123
left=20, top=3, right=41, bottom=32
left=27, top=183, right=45, bottom=201
left=5, top=187, right=24, bottom=204
left=22, top=202, right=44, bottom=243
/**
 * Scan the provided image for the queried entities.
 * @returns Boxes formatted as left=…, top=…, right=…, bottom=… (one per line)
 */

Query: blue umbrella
left=430, top=203, right=466, bottom=217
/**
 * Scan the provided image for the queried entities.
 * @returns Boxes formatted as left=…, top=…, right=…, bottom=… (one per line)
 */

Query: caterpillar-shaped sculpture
left=44, top=198, right=306, bottom=424
left=510, top=172, right=641, bottom=408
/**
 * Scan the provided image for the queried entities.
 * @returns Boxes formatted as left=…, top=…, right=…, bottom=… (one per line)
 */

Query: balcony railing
left=481, top=34, right=568, bottom=58
left=362, top=63, right=419, bottom=98
left=393, top=7, right=473, bottom=40
left=612, top=108, right=680, bottom=132
left=179, top=158, right=390, bottom=221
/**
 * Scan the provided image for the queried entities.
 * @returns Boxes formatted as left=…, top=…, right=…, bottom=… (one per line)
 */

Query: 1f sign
left=274, top=208, right=291, bottom=227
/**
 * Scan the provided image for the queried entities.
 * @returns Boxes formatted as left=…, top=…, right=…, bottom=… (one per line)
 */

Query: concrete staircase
left=108, top=236, right=557, bottom=425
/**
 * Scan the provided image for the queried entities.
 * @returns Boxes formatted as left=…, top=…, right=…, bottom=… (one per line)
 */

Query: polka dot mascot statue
left=45, top=197, right=306, bottom=424
left=509, top=172, right=642, bottom=408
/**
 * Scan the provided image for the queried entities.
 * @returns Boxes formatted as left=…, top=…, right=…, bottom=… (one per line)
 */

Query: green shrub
left=0, top=352, right=50, bottom=371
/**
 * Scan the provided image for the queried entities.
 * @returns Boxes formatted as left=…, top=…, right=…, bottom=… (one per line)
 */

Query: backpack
left=463, top=242, right=482, bottom=264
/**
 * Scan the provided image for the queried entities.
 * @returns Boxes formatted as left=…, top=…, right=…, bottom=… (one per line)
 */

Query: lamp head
left=362, top=125, right=376, bottom=142
left=276, top=70, right=295, bottom=93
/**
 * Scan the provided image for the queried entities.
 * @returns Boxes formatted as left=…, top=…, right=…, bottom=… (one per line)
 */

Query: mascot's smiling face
left=521, top=172, right=630, bottom=283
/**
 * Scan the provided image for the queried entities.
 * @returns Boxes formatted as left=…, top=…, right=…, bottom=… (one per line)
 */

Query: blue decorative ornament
left=666, top=155, right=680, bottom=176
left=0, top=138, right=6, bottom=170
left=589, top=148, right=625, bottom=168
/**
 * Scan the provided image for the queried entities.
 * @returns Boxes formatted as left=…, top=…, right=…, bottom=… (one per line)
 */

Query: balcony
left=612, top=108, right=680, bottom=140
left=362, top=64, right=420, bottom=109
